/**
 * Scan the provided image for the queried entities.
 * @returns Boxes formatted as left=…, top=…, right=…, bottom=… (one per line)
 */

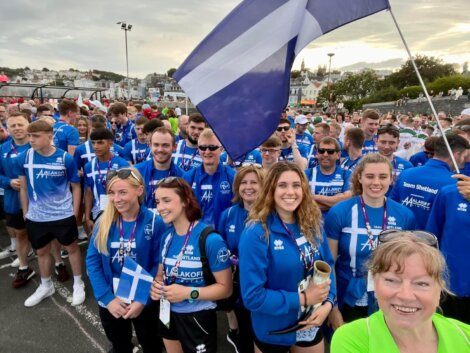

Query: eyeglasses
left=198, top=145, right=221, bottom=151
left=276, top=126, right=290, bottom=132
left=106, top=168, right=140, bottom=183
left=260, top=148, right=281, bottom=154
left=378, top=229, right=438, bottom=248
left=317, top=148, right=339, bottom=155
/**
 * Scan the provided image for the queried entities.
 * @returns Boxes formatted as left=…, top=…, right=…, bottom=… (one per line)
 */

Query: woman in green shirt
left=331, top=231, right=470, bottom=353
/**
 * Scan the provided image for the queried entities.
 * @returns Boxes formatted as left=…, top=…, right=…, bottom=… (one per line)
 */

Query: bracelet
left=301, top=291, right=308, bottom=306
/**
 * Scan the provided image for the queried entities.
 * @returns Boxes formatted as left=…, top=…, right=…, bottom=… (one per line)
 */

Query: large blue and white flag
left=174, top=0, right=390, bottom=159
left=115, top=256, right=153, bottom=304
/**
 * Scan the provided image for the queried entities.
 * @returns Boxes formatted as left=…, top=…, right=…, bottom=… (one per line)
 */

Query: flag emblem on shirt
left=115, top=256, right=153, bottom=304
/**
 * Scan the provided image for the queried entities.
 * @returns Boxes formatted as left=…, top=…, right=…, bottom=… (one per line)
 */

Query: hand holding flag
left=116, top=256, right=154, bottom=305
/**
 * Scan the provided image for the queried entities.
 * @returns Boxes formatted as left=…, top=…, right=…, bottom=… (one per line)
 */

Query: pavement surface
left=0, top=223, right=233, bottom=353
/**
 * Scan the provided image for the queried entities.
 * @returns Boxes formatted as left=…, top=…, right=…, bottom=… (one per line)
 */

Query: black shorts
left=26, top=215, right=78, bottom=250
left=160, top=309, right=217, bottom=353
left=5, top=211, right=26, bottom=230
left=0, top=194, right=5, bottom=220
left=254, top=329, right=324, bottom=353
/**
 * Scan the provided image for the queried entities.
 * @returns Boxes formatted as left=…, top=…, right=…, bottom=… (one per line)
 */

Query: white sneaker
left=77, top=227, right=88, bottom=241
left=71, top=282, right=85, bottom=306
left=24, top=284, right=55, bottom=307
left=0, top=246, right=16, bottom=260
left=11, top=249, right=34, bottom=268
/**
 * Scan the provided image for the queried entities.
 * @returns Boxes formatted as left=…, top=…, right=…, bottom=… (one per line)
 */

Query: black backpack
left=198, top=226, right=239, bottom=311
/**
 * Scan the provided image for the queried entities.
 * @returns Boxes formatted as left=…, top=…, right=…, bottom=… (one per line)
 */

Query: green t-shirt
left=331, top=310, right=470, bottom=353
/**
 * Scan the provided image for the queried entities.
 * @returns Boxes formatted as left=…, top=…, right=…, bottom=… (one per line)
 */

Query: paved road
left=0, top=224, right=233, bottom=353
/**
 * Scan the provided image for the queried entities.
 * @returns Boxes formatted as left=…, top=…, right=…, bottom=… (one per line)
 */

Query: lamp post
left=117, top=21, right=132, bottom=99
left=327, top=53, right=335, bottom=86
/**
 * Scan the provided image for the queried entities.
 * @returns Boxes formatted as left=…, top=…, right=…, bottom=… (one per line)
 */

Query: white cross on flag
left=116, top=256, right=154, bottom=304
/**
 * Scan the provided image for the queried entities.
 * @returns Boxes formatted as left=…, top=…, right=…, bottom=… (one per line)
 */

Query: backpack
left=198, top=226, right=239, bottom=311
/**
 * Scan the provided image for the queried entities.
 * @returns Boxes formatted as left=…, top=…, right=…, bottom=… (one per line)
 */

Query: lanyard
left=391, top=157, right=398, bottom=183
left=278, top=216, right=314, bottom=273
left=162, top=222, right=195, bottom=284
left=358, top=196, right=387, bottom=250
left=181, top=141, right=198, bottom=171
left=118, top=215, right=138, bottom=266
left=8, top=142, right=19, bottom=157
left=95, top=158, right=112, bottom=189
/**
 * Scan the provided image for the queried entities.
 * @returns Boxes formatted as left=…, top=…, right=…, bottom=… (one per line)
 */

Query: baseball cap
left=295, top=115, right=308, bottom=125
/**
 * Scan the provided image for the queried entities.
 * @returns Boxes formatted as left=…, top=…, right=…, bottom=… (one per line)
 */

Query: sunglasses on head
left=378, top=229, right=438, bottom=248
left=276, top=126, right=290, bottom=132
left=106, top=168, right=140, bottom=183
left=198, top=145, right=221, bottom=152
left=155, top=176, right=180, bottom=188
left=317, top=148, right=338, bottom=155
left=241, top=162, right=263, bottom=169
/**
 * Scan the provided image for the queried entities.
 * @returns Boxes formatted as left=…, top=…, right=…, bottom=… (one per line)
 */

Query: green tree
left=384, top=55, right=455, bottom=89
left=167, top=68, right=177, bottom=78
left=42, top=67, right=49, bottom=72
left=290, top=70, right=301, bottom=79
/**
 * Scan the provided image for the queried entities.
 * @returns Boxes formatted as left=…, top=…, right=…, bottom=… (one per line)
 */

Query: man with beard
left=135, top=127, right=184, bottom=212
left=176, top=114, right=189, bottom=142
left=173, top=113, right=205, bottom=171
left=275, top=118, right=308, bottom=169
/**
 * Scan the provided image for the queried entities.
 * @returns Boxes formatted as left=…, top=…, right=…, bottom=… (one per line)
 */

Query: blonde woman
left=86, top=167, right=166, bottom=353
left=239, top=161, right=336, bottom=353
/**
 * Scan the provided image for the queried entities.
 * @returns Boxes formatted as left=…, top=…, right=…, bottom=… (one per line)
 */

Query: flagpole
left=388, top=8, right=460, bottom=173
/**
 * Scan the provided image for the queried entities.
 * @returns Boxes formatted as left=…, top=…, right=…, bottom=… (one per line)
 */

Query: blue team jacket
left=86, top=206, right=165, bottom=307
left=239, top=213, right=336, bottom=346
left=217, top=202, right=248, bottom=258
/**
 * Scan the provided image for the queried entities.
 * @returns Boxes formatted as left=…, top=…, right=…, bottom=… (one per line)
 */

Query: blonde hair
left=350, top=153, right=392, bottom=195
left=249, top=162, right=322, bottom=243
left=232, top=165, right=265, bottom=204
left=199, top=128, right=217, bottom=141
left=94, top=168, right=145, bottom=255
left=369, top=234, right=450, bottom=293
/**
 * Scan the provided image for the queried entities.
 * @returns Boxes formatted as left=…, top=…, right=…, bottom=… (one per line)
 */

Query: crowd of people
left=0, top=97, right=469, bottom=353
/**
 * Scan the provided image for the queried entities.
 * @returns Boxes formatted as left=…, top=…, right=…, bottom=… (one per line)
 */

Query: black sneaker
left=12, top=268, right=36, bottom=288
left=55, top=263, right=70, bottom=283
left=226, top=329, right=241, bottom=353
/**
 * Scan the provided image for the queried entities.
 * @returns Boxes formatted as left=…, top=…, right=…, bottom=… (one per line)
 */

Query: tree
left=42, top=67, right=49, bottom=72
left=384, top=55, right=456, bottom=89
left=316, top=65, right=327, bottom=78
left=290, top=70, right=301, bottom=79
left=167, top=68, right=177, bottom=78
left=463, top=62, right=468, bottom=75
left=318, top=69, right=380, bottom=103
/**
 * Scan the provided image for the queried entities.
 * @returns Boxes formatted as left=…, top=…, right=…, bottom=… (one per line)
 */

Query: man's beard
left=188, top=135, right=198, bottom=145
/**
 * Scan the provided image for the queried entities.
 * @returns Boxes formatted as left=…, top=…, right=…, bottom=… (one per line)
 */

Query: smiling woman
left=331, top=233, right=470, bottom=353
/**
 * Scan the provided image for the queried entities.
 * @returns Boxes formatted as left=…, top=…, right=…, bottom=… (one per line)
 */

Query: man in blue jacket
left=391, top=134, right=469, bottom=229
left=183, top=128, right=235, bottom=227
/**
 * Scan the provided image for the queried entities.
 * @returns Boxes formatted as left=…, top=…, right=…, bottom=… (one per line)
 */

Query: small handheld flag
left=115, top=256, right=153, bottom=304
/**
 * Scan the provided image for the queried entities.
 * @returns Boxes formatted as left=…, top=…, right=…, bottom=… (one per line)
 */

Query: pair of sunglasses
left=276, top=126, right=290, bottom=132
left=378, top=229, right=438, bottom=248
left=198, top=145, right=221, bottom=152
left=106, top=168, right=140, bottom=183
left=154, top=176, right=187, bottom=188
left=317, top=148, right=338, bottom=155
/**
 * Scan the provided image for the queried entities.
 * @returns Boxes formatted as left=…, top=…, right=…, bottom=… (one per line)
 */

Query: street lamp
left=327, top=53, right=335, bottom=86
left=117, top=21, right=132, bottom=99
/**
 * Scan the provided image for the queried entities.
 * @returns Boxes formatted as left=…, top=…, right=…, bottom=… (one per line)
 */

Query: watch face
left=190, top=289, right=199, bottom=299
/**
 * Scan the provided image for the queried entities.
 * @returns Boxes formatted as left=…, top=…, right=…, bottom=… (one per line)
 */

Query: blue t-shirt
left=362, top=137, right=378, bottom=155
left=426, top=184, right=470, bottom=296
left=296, top=133, right=314, bottom=150
left=390, top=159, right=456, bottom=229
left=53, top=120, right=79, bottom=152
left=409, top=151, right=429, bottom=167
left=84, top=156, right=129, bottom=219
left=135, top=159, right=185, bottom=210
left=220, top=149, right=262, bottom=167
left=183, top=164, right=236, bottom=227
left=306, top=144, right=319, bottom=169
left=122, top=139, right=151, bottom=165
left=279, top=145, right=308, bottom=162
left=325, top=196, right=416, bottom=307
left=306, top=165, right=351, bottom=197
left=17, top=148, right=80, bottom=222
left=340, top=156, right=362, bottom=172
left=172, top=139, right=202, bottom=172
left=114, top=120, right=136, bottom=147
left=160, top=221, right=231, bottom=313
left=73, top=140, right=124, bottom=171
left=0, top=141, right=31, bottom=213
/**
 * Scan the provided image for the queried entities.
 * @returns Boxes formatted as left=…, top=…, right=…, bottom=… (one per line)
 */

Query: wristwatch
left=188, top=287, right=200, bottom=303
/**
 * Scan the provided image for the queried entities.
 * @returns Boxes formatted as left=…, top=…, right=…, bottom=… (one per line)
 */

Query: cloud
left=0, top=0, right=468, bottom=78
